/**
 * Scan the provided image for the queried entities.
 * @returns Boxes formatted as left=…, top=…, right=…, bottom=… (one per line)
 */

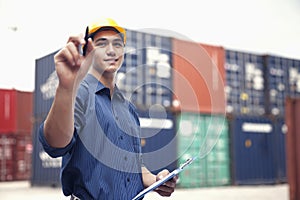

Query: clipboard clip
left=180, top=157, right=196, bottom=170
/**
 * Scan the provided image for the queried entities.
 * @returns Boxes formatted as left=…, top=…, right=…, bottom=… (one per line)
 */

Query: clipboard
left=132, top=156, right=197, bottom=200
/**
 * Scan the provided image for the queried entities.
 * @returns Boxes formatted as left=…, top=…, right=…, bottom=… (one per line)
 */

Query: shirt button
left=127, top=178, right=130, bottom=182
left=120, top=135, right=123, bottom=140
left=124, top=156, right=127, bottom=161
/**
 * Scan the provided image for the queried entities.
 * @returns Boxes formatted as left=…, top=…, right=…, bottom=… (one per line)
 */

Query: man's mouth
left=104, top=58, right=119, bottom=63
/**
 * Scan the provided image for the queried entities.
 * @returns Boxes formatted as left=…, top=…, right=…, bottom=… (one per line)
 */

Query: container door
left=230, top=116, right=276, bottom=185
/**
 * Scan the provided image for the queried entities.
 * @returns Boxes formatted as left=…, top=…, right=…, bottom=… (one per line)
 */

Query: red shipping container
left=0, top=89, right=33, bottom=134
left=0, top=135, right=16, bottom=181
left=172, top=39, right=226, bottom=114
left=14, top=134, right=32, bottom=180
left=286, top=97, right=300, bottom=200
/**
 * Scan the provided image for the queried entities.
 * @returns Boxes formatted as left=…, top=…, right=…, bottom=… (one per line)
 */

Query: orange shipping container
left=172, top=39, right=226, bottom=114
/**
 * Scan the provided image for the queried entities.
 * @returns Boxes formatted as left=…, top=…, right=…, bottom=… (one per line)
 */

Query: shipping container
left=0, top=134, right=32, bottom=181
left=206, top=115, right=231, bottom=186
left=31, top=51, right=62, bottom=186
left=14, top=134, right=32, bottom=180
left=117, top=29, right=173, bottom=109
left=172, top=39, right=226, bottom=114
left=229, top=116, right=276, bottom=185
left=137, top=107, right=177, bottom=175
left=225, top=50, right=265, bottom=116
left=273, top=117, right=287, bottom=183
left=0, top=134, right=15, bottom=181
left=264, top=55, right=300, bottom=117
left=31, top=119, right=62, bottom=186
left=0, top=89, right=33, bottom=134
left=263, top=55, right=289, bottom=117
left=287, top=58, right=300, bottom=98
left=176, top=112, right=230, bottom=188
left=285, top=97, right=300, bottom=200
left=34, top=50, right=59, bottom=117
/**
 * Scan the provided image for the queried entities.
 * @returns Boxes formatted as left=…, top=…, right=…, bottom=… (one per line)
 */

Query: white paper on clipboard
left=132, top=157, right=197, bottom=200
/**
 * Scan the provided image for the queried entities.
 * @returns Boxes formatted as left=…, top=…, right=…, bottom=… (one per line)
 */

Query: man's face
left=92, top=30, right=125, bottom=74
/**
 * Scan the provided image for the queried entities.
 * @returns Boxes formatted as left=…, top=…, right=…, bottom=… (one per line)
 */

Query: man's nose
left=106, top=43, right=116, bottom=56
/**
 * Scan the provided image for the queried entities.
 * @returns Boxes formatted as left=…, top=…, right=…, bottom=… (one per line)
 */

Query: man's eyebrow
left=94, top=38, right=108, bottom=43
left=94, top=37, right=123, bottom=43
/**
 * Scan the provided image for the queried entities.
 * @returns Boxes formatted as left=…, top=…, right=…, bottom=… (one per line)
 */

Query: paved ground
left=0, top=181, right=289, bottom=200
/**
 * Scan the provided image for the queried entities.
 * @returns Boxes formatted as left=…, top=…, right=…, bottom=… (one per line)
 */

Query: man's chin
left=104, top=65, right=119, bottom=73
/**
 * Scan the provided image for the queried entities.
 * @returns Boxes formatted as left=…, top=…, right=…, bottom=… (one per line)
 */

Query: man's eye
left=113, top=42, right=124, bottom=48
left=96, top=42, right=107, bottom=47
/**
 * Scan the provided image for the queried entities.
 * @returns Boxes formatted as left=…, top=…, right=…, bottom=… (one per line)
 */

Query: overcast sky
left=0, top=0, right=299, bottom=91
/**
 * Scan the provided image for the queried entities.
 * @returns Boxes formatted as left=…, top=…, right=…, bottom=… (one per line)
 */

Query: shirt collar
left=85, top=73, right=125, bottom=102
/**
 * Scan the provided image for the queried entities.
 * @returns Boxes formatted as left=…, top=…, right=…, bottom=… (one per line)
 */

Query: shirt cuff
left=39, top=122, right=76, bottom=158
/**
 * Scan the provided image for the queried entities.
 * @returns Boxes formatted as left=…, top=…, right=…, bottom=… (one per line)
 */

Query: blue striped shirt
left=39, top=74, right=144, bottom=199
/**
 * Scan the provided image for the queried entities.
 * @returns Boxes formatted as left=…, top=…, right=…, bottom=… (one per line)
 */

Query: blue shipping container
left=230, top=116, right=276, bottom=185
left=31, top=51, right=61, bottom=186
left=31, top=121, right=62, bottom=186
left=263, top=55, right=289, bottom=117
left=273, top=118, right=287, bottom=183
left=137, top=107, right=177, bottom=174
left=225, top=50, right=265, bottom=116
left=34, top=50, right=59, bottom=117
left=117, top=29, right=173, bottom=109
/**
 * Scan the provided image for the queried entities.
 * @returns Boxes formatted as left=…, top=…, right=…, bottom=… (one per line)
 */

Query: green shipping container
left=176, top=112, right=230, bottom=188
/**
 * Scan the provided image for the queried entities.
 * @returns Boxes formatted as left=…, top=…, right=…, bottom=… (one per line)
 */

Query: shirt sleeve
left=39, top=122, right=76, bottom=158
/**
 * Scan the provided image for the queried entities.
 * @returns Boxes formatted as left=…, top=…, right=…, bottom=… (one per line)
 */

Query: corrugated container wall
left=0, top=134, right=32, bottom=181
left=172, top=39, right=226, bottom=114
left=273, top=117, right=287, bottom=183
left=229, top=116, right=277, bottom=185
left=176, top=112, right=230, bottom=188
left=264, top=55, right=300, bottom=117
left=117, top=30, right=173, bottom=110
left=138, top=107, right=177, bottom=175
left=225, top=50, right=265, bottom=116
left=31, top=50, right=61, bottom=186
left=0, top=89, right=33, bottom=134
left=285, top=97, right=300, bottom=200
left=0, top=134, right=15, bottom=181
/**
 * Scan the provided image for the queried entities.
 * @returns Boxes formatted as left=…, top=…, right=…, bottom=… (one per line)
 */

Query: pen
left=82, top=26, right=89, bottom=56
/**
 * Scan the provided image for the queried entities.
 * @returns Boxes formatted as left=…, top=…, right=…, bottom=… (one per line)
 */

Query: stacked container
left=117, top=29, right=177, bottom=172
left=225, top=49, right=265, bottom=116
left=117, top=29, right=173, bottom=110
left=264, top=55, right=300, bottom=117
left=172, top=38, right=230, bottom=188
left=0, top=89, right=33, bottom=181
left=137, top=107, right=177, bottom=175
left=176, top=113, right=230, bottom=188
left=172, top=39, right=226, bottom=114
left=229, top=116, right=276, bottom=185
left=263, top=55, right=289, bottom=117
left=31, top=50, right=62, bottom=186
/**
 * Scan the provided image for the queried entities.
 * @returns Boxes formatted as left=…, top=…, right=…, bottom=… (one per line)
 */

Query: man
left=39, top=18, right=177, bottom=199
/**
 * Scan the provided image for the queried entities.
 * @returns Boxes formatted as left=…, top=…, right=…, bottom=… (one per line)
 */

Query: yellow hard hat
left=88, top=18, right=126, bottom=44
